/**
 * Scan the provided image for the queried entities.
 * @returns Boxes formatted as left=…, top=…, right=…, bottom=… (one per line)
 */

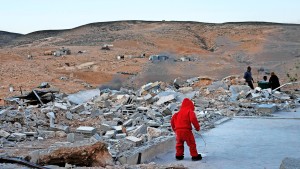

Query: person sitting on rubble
left=269, top=72, right=281, bottom=91
left=244, top=66, right=254, bottom=89
left=258, top=76, right=270, bottom=89
left=260, top=76, right=268, bottom=83
left=171, top=98, right=202, bottom=161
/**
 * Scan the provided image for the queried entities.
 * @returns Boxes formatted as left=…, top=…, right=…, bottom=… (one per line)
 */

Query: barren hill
left=0, top=31, right=23, bottom=46
left=0, top=21, right=300, bottom=99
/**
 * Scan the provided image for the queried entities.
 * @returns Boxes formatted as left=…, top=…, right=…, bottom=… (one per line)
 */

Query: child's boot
left=191, top=154, right=202, bottom=161
left=176, top=155, right=184, bottom=160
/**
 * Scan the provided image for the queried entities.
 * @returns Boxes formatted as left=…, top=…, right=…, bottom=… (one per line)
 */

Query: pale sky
left=1, top=0, right=300, bottom=34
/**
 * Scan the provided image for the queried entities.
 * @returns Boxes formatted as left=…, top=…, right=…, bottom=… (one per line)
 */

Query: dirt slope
left=0, top=21, right=300, bottom=99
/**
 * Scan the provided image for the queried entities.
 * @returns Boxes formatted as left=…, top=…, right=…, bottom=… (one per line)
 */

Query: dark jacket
left=269, top=75, right=280, bottom=90
left=171, top=98, right=200, bottom=131
left=244, top=71, right=253, bottom=82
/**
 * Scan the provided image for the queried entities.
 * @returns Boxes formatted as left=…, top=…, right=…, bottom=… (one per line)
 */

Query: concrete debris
left=147, top=127, right=162, bottom=141
left=0, top=75, right=299, bottom=167
left=90, top=133, right=101, bottom=142
left=55, top=131, right=67, bottom=138
left=67, top=133, right=75, bottom=143
left=76, top=126, right=96, bottom=135
left=255, top=104, right=277, bottom=114
left=104, top=130, right=116, bottom=139
left=50, top=124, right=70, bottom=133
left=67, top=89, right=100, bottom=104
left=7, top=133, right=26, bottom=141
left=126, top=136, right=143, bottom=146
left=0, top=130, right=10, bottom=138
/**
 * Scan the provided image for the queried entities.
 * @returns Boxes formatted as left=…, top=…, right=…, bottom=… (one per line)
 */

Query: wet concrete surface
left=152, top=107, right=300, bottom=169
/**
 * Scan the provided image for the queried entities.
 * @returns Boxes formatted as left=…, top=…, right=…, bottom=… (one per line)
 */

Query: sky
left=1, top=0, right=300, bottom=34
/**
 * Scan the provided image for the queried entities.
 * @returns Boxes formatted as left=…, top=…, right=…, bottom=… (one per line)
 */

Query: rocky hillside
left=0, top=21, right=300, bottom=99
left=0, top=21, right=292, bottom=49
left=0, top=31, right=23, bottom=46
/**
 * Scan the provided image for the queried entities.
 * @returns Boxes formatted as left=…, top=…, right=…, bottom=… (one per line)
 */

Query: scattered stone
left=116, top=133, right=127, bottom=139
left=54, top=102, right=68, bottom=110
left=24, top=132, right=37, bottom=137
left=70, top=104, right=85, bottom=113
left=38, top=130, right=56, bottom=139
left=255, top=104, right=277, bottom=114
left=76, top=126, right=96, bottom=134
left=67, top=89, right=100, bottom=105
left=7, top=133, right=26, bottom=141
left=100, top=124, right=113, bottom=133
left=55, top=131, right=67, bottom=138
left=123, top=119, right=133, bottom=127
left=126, top=136, right=143, bottom=146
left=65, top=111, right=73, bottom=120
left=1, top=75, right=298, bottom=167
left=104, top=130, right=116, bottom=139
left=147, top=127, right=162, bottom=140
left=0, top=130, right=10, bottom=138
left=50, top=124, right=70, bottom=133
left=90, top=133, right=101, bottom=142
left=67, top=133, right=75, bottom=143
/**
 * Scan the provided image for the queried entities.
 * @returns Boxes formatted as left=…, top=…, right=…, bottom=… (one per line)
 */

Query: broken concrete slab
left=67, top=133, right=75, bottom=143
left=143, top=94, right=152, bottom=101
left=38, top=130, right=56, bottom=139
left=54, top=102, right=68, bottom=110
left=119, top=136, right=175, bottom=165
left=70, top=104, right=85, bottom=113
left=147, top=120, right=161, bottom=127
left=115, top=133, right=127, bottom=139
left=55, top=131, right=67, bottom=138
left=156, top=94, right=176, bottom=105
left=176, top=92, right=196, bottom=103
left=90, top=133, right=101, bottom=142
left=50, top=124, right=70, bottom=133
left=76, top=126, right=96, bottom=135
left=255, top=104, right=277, bottom=114
left=67, top=89, right=100, bottom=105
left=130, top=124, right=147, bottom=137
left=147, top=127, right=162, bottom=140
left=123, top=119, right=133, bottom=127
left=229, top=85, right=251, bottom=101
left=99, top=124, right=113, bottom=133
left=0, top=130, right=10, bottom=138
left=46, top=112, right=55, bottom=126
left=104, top=112, right=115, bottom=119
left=126, top=136, right=143, bottom=146
left=113, top=126, right=123, bottom=134
left=208, top=81, right=228, bottom=91
left=7, top=133, right=26, bottom=141
left=65, top=111, right=73, bottom=120
left=24, top=132, right=38, bottom=137
left=178, top=87, right=194, bottom=93
left=104, top=130, right=116, bottom=139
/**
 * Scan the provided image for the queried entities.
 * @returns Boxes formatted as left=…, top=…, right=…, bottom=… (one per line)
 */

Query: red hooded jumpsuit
left=171, top=98, right=200, bottom=157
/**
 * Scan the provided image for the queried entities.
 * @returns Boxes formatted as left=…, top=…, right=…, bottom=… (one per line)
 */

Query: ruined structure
left=0, top=76, right=299, bottom=168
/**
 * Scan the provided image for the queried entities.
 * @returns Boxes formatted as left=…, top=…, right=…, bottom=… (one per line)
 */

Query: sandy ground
left=1, top=23, right=300, bottom=101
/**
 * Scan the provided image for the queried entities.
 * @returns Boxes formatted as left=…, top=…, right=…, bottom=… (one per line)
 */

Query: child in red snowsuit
left=171, top=98, right=202, bottom=161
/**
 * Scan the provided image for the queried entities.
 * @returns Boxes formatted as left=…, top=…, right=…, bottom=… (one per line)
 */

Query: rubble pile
left=0, top=76, right=299, bottom=167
